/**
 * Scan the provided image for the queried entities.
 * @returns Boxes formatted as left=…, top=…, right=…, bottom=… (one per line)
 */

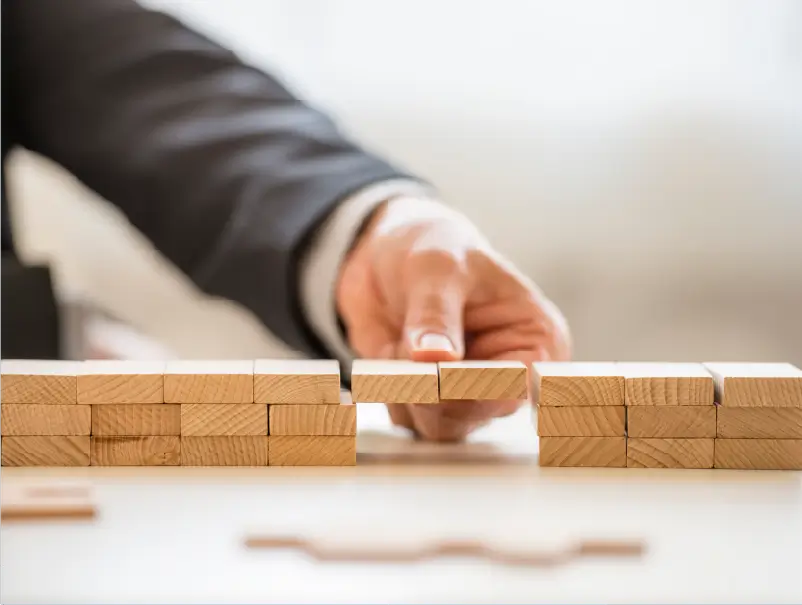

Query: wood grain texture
left=1, top=360, right=79, bottom=404
left=627, top=406, right=716, bottom=438
left=438, top=361, right=528, bottom=400
left=181, top=404, right=268, bottom=436
left=269, top=436, right=356, bottom=466
left=717, top=407, right=802, bottom=439
left=269, top=404, right=356, bottom=436
left=90, top=436, right=180, bottom=466
left=1, top=404, right=91, bottom=436
left=164, top=360, right=253, bottom=403
left=181, top=436, right=269, bottom=466
left=1, top=436, right=90, bottom=466
left=92, top=405, right=180, bottom=436
left=532, top=362, right=624, bottom=407
left=714, top=438, right=802, bottom=470
left=703, top=362, right=802, bottom=407
left=627, top=438, right=714, bottom=468
left=351, top=360, right=438, bottom=404
left=254, top=359, right=340, bottom=404
left=78, top=361, right=164, bottom=404
left=621, top=363, right=714, bottom=406
left=538, top=437, right=626, bottom=467
left=536, top=406, right=625, bottom=437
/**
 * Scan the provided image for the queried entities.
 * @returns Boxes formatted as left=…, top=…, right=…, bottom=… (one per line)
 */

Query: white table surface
left=2, top=404, right=801, bottom=604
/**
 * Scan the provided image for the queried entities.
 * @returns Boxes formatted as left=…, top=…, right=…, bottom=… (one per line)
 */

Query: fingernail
left=417, top=333, right=455, bottom=353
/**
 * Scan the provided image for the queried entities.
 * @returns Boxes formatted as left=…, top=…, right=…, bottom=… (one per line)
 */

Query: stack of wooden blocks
left=534, top=361, right=802, bottom=470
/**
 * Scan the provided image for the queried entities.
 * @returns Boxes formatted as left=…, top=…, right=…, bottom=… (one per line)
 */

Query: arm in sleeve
left=6, top=0, right=421, bottom=356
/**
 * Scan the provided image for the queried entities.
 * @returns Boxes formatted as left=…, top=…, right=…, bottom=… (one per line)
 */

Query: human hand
left=336, top=196, right=571, bottom=441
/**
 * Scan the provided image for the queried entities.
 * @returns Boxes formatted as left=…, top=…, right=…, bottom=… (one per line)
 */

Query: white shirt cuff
left=299, top=179, right=435, bottom=375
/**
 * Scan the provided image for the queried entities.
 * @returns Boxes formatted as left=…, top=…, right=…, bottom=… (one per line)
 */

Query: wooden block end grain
left=2, top=436, right=90, bottom=466
left=627, top=406, right=716, bottom=438
left=269, top=404, right=356, bottom=436
left=621, top=362, right=714, bottom=406
left=703, top=362, right=802, bottom=407
left=92, top=404, right=180, bottom=436
left=254, top=359, right=340, bottom=404
left=165, top=360, right=254, bottom=403
left=181, top=404, right=268, bottom=436
left=181, top=436, right=269, bottom=466
left=538, top=436, right=626, bottom=467
left=78, top=360, right=165, bottom=404
left=536, top=406, right=625, bottom=437
left=1, top=360, right=79, bottom=404
left=627, top=438, right=714, bottom=469
left=351, top=360, right=438, bottom=404
left=532, top=362, right=624, bottom=407
left=91, top=436, right=180, bottom=466
left=714, top=439, right=802, bottom=470
left=1, top=404, right=91, bottom=436
left=269, top=436, right=356, bottom=466
left=716, top=407, right=802, bottom=439
left=438, top=361, right=528, bottom=400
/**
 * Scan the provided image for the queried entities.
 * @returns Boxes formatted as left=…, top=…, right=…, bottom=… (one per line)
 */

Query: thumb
left=403, top=271, right=467, bottom=362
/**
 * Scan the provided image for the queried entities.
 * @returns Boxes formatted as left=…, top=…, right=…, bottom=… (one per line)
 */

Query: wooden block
left=269, top=436, right=356, bottom=466
left=703, top=362, right=802, bottom=407
left=254, top=359, right=340, bottom=404
left=717, top=407, right=802, bottom=439
left=92, top=404, right=180, bottom=436
left=78, top=361, right=164, bottom=404
left=627, top=438, right=714, bottom=468
left=714, top=438, right=802, bottom=470
left=532, top=362, right=624, bottom=407
left=620, top=362, right=715, bottom=406
left=181, top=403, right=267, bottom=436
left=438, top=361, right=528, bottom=400
left=269, top=404, right=356, bottom=436
left=164, top=360, right=253, bottom=403
left=181, top=436, right=269, bottom=466
left=1, top=360, right=79, bottom=404
left=351, top=360, right=438, bottom=404
left=1, top=484, right=96, bottom=522
left=536, top=406, right=625, bottom=437
left=90, top=436, right=180, bottom=466
left=1, top=404, right=91, bottom=436
left=627, top=406, right=716, bottom=438
left=2, top=436, right=90, bottom=466
left=538, top=436, right=626, bottom=467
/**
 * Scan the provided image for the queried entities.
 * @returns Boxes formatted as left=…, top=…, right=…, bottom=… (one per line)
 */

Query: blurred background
left=5, top=0, right=802, bottom=364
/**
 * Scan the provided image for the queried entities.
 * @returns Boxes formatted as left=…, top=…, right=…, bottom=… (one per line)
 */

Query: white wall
left=8, top=0, right=802, bottom=363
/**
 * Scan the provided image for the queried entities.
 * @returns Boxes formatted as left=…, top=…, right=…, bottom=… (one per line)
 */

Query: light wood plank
left=717, top=407, right=802, bottom=439
left=703, top=362, right=802, bottom=407
left=92, top=404, right=180, bottom=436
left=78, top=361, right=164, bottom=404
left=90, top=436, right=180, bottom=466
left=1, top=404, right=91, bottom=436
left=253, top=359, right=340, bottom=404
left=351, top=360, right=438, bottom=404
left=164, top=360, right=253, bottom=404
left=620, top=362, right=714, bottom=406
left=269, top=404, right=356, bottom=436
left=1, top=436, right=90, bottom=466
left=536, top=406, right=625, bottom=437
left=181, top=404, right=267, bottom=436
left=438, top=361, right=528, bottom=400
left=269, top=436, right=356, bottom=466
left=1, top=360, right=79, bottom=404
left=538, top=436, right=626, bottom=467
left=627, top=438, right=714, bottom=468
left=181, top=436, right=269, bottom=466
left=532, top=362, right=624, bottom=407
left=714, top=438, right=802, bottom=470
left=627, top=406, right=716, bottom=438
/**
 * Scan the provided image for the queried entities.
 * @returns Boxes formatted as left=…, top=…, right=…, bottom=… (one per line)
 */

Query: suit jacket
left=1, top=0, right=413, bottom=359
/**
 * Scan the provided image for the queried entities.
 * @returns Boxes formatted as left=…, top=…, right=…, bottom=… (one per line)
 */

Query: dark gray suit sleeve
left=5, top=0, right=414, bottom=356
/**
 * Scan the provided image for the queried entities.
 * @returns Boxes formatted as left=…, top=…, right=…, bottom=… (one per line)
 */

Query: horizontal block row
left=538, top=437, right=802, bottom=469
left=0, top=436, right=356, bottom=466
